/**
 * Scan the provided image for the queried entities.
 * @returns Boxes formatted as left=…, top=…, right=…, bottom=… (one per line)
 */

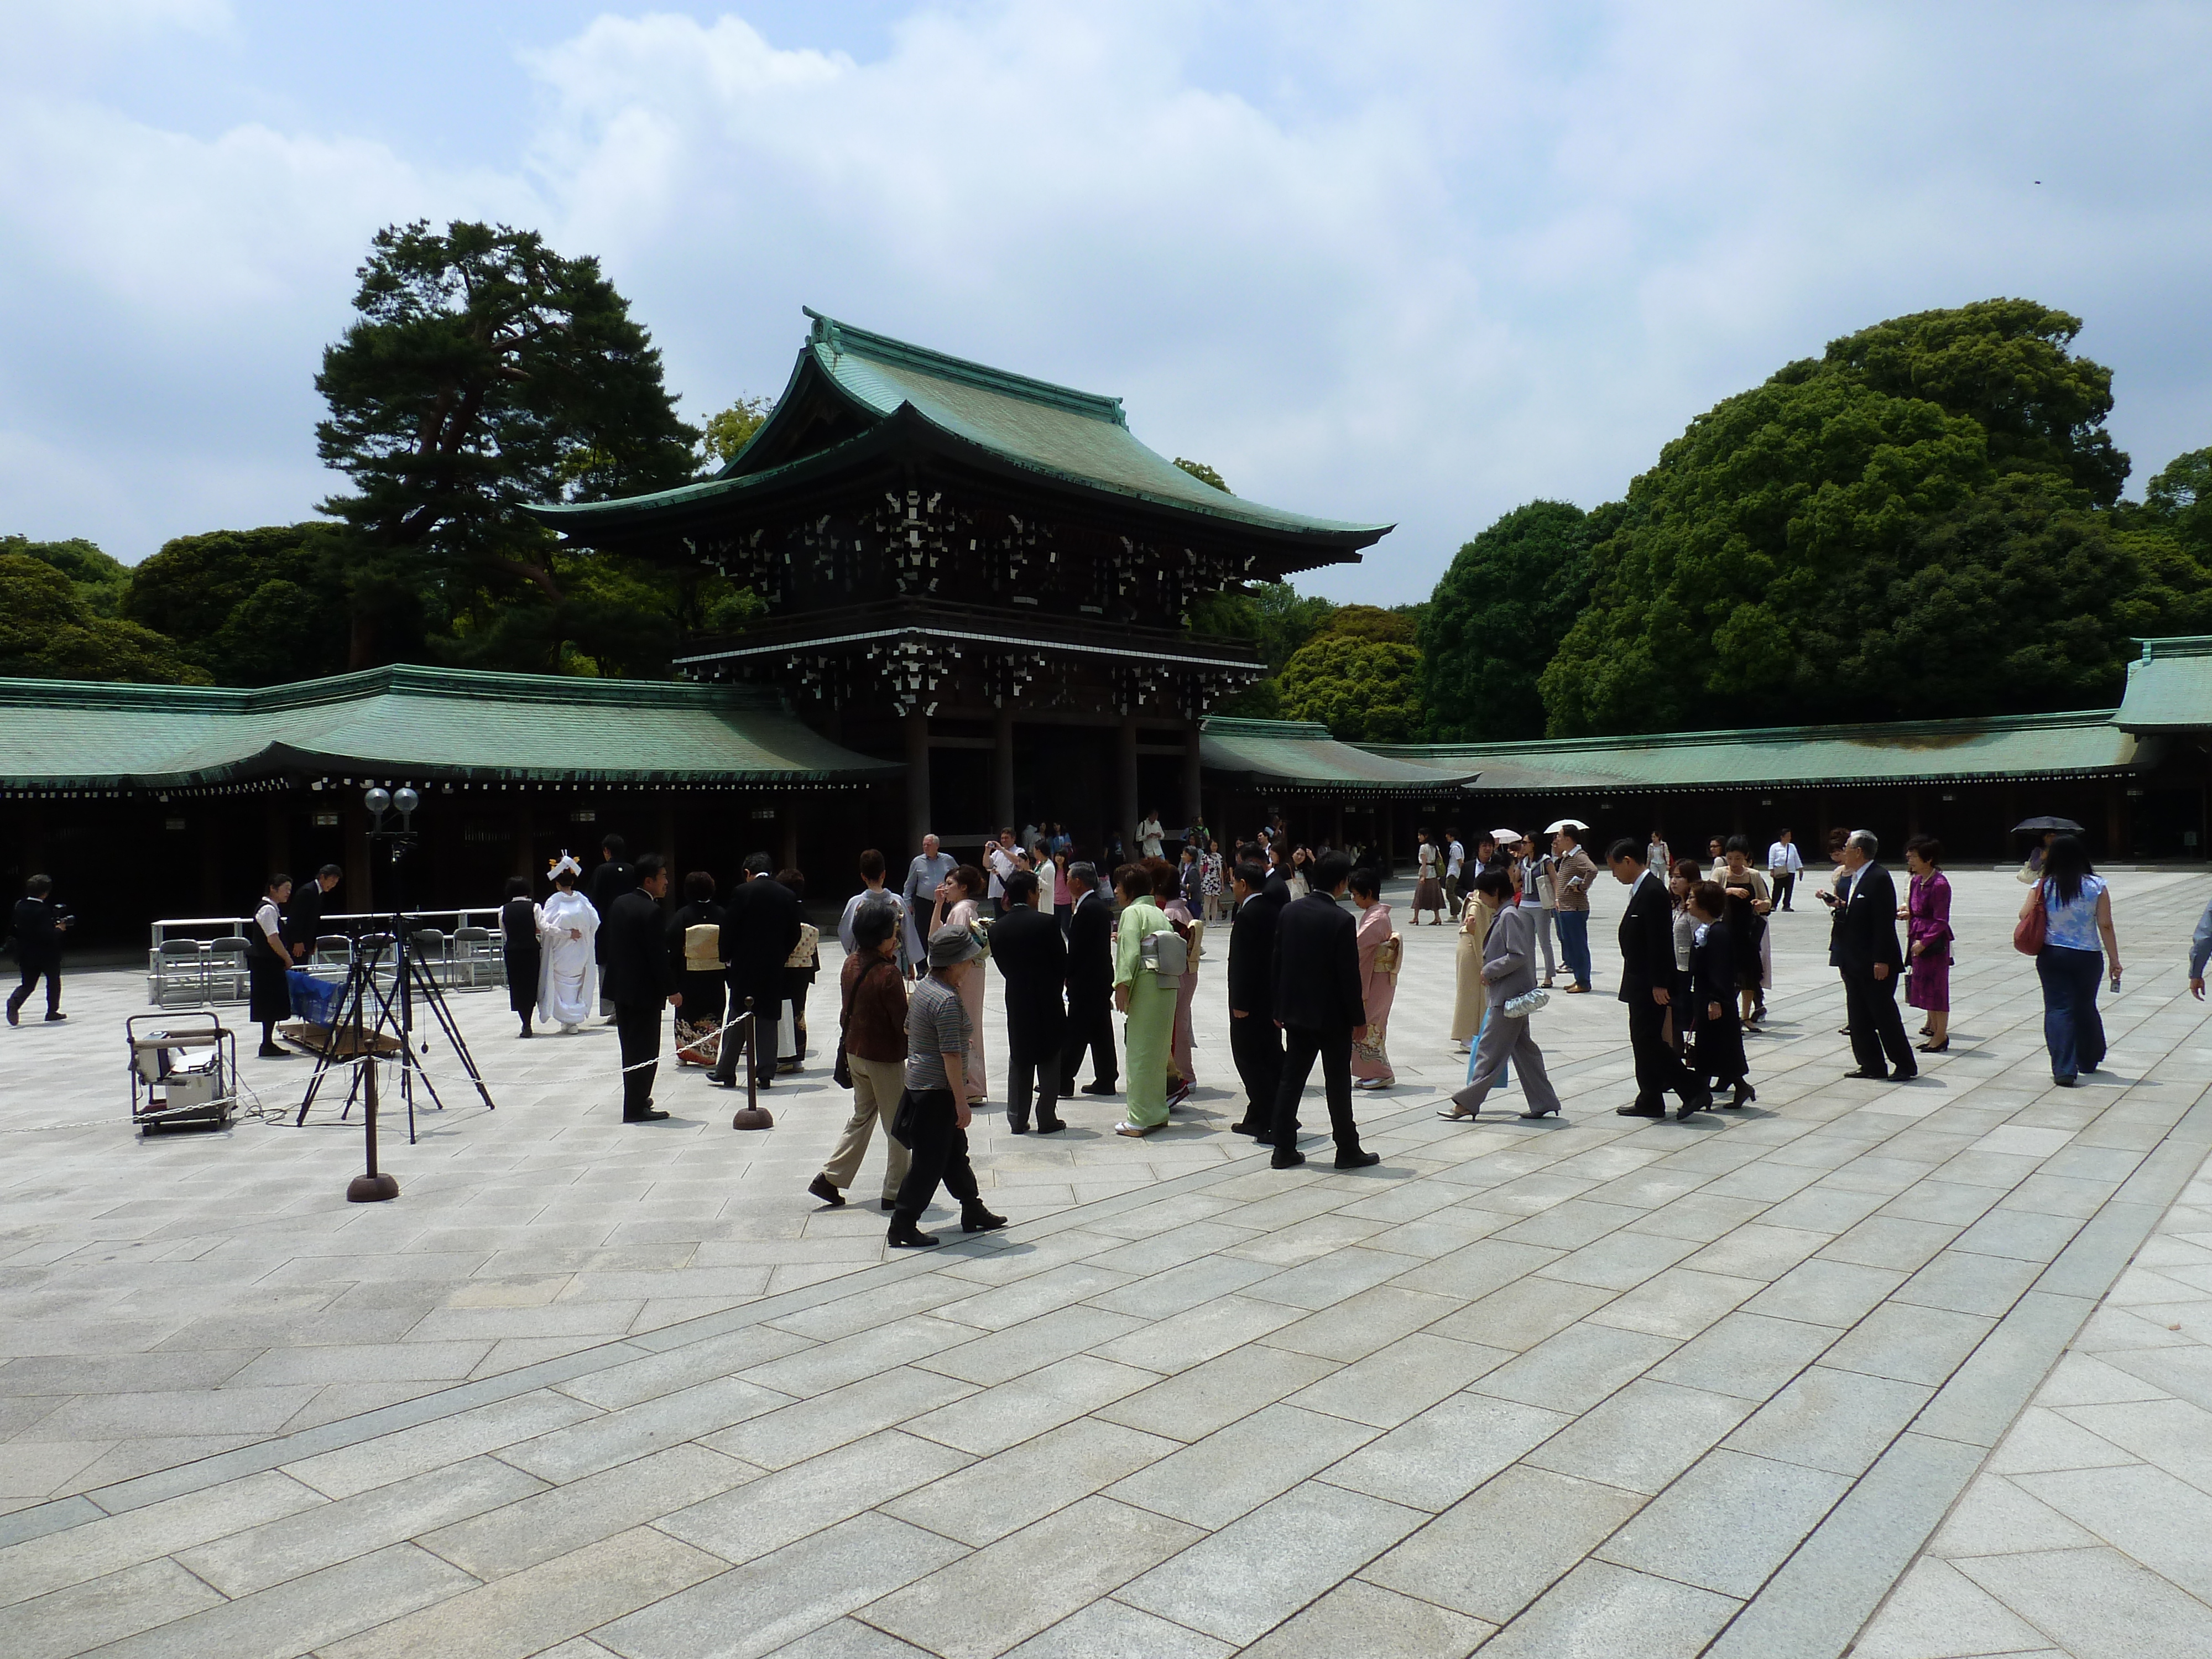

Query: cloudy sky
left=4, top=1, right=2209, bottom=601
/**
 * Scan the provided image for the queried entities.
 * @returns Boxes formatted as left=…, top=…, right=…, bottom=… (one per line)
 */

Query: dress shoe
left=880, top=1197, right=898, bottom=1212
left=1888, top=1067, right=1918, bottom=1083
left=1843, top=1068, right=1888, bottom=1080
left=1917, top=1039, right=1949, bottom=1053
left=1228, top=1119, right=1266, bottom=1136
left=1519, top=1108, right=1559, bottom=1120
left=2054, top=1073, right=2079, bottom=1088
left=1007, top=1116, right=1030, bottom=1134
left=807, top=1173, right=845, bottom=1207
left=41, top=1010, right=66, bottom=1022
left=1335, top=1147, right=1381, bottom=1170
left=1675, top=1090, right=1713, bottom=1121
left=625, top=1107, right=671, bottom=1122
left=1436, top=1108, right=1480, bottom=1121
left=4, top=1003, right=18, bottom=1025
left=888, top=1219, right=941, bottom=1248
left=961, top=1201, right=1009, bottom=1234
left=1035, top=1115, right=1066, bottom=1134
left=1729, top=1082, right=1757, bottom=1108
left=1271, top=1146, right=1308, bottom=1169
left=1616, top=1103, right=1664, bottom=1118
left=257, top=1043, right=290, bottom=1059
left=1080, top=1080, right=1118, bottom=1095
left=1564, top=984, right=1589, bottom=994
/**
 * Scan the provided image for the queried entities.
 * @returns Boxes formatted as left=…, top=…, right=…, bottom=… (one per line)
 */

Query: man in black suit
left=990, top=870, right=1068, bottom=1134
left=601, top=853, right=681, bottom=1122
left=283, top=865, right=342, bottom=962
left=1226, top=858, right=1286, bottom=1135
left=587, top=833, right=638, bottom=1021
left=1608, top=840, right=1713, bottom=1120
left=1264, top=850, right=1379, bottom=1171
left=1833, top=830, right=1917, bottom=1081
left=1059, top=861, right=1119, bottom=1095
left=709, top=853, right=802, bottom=1093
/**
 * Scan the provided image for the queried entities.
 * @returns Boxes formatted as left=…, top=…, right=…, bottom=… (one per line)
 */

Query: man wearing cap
left=1551, top=826, right=1599, bottom=993
left=889, top=925, right=1009, bottom=1247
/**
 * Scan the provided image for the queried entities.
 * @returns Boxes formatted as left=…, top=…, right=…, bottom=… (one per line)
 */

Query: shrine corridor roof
left=531, top=310, right=1392, bottom=552
left=0, top=667, right=899, bottom=793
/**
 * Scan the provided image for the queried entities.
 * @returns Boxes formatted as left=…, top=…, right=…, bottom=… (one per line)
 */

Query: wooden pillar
left=1333, top=800, right=1346, bottom=851
left=992, top=706, right=1015, bottom=835
left=198, top=815, right=222, bottom=914
left=1381, top=800, right=1397, bottom=878
left=1117, top=714, right=1139, bottom=850
left=512, top=801, right=534, bottom=884
left=659, top=800, right=679, bottom=874
left=265, top=799, right=292, bottom=882
left=904, top=711, right=932, bottom=854
left=1182, top=721, right=1203, bottom=836
left=345, top=797, right=373, bottom=915
left=2106, top=781, right=2125, bottom=862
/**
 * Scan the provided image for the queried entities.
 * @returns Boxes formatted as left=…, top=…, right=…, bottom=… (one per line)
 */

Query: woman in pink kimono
left=1902, top=836, right=1953, bottom=1053
left=930, top=863, right=990, bottom=1102
left=1348, top=867, right=1399, bottom=1088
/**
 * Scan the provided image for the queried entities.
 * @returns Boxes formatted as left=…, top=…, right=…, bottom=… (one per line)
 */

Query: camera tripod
left=294, top=920, right=495, bottom=1143
left=294, top=799, right=493, bottom=1145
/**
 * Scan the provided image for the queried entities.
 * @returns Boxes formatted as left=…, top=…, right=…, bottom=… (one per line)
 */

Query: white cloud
left=3, top=1, right=2210, bottom=593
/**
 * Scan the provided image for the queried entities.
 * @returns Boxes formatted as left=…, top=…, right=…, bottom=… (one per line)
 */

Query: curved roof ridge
left=804, top=308, right=1126, bottom=425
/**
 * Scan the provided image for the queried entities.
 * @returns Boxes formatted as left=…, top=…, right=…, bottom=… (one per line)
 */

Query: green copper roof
left=2115, top=635, right=2212, bottom=732
left=1201, top=717, right=1479, bottom=796
left=533, top=310, right=1392, bottom=551
left=0, top=666, right=898, bottom=792
left=1365, top=709, right=2148, bottom=795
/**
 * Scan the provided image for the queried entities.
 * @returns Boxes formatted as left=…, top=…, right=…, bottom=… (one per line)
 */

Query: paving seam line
left=1703, top=1086, right=2212, bottom=1659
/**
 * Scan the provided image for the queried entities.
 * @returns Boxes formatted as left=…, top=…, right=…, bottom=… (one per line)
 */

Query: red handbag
left=2013, top=880, right=2047, bottom=956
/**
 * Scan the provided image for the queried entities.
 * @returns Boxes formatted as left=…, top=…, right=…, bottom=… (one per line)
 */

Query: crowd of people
left=0, top=810, right=2179, bottom=1243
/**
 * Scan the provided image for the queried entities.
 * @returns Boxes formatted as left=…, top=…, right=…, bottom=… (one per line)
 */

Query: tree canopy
left=0, top=553, right=206, bottom=684
left=315, top=220, right=701, bottom=670
left=1277, top=631, right=1422, bottom=742
left=1420, top=500, right=1610, bottom=740
left=701, top=395, right=772, bottom=469
left=1536, top=299, right=2199, bottom=734
left=3, top=535, right=133, bottom=619
left=1173, top=457, right=1230, bottom=492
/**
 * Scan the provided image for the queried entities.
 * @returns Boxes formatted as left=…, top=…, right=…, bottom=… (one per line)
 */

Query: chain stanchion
left=347, top=1055, right=399, bottom=1203
left=732, top=995, right=772, bottom=1129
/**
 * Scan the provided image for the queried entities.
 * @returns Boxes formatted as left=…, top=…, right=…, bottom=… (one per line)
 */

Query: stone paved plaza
left=4, top=868, right=2211, bottom=1657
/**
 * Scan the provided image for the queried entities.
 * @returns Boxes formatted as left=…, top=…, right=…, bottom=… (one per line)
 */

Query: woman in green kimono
left=1111, top=862, right=1178, bottom=1138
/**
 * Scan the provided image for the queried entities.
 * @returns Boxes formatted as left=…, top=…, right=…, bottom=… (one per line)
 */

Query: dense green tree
left=2, top=535, right=132, bottom=618
left=1419, top=500, right=1611, bottom=740
left=315, top=220, right=700, bottom=669
left=700, top=396, right=772, bottom=470
left=1189, top=579, right=1336, bottom=717
left=1277, top=632, right=1422, bottom=742
left=2137, top=446, right=2212, bottom=558
left=1173, top=457, right=1230, bottom=492
left=1540, top=299, right=2138, bottom=733
left=121, top=524, right=354, bottom=685
left=0, top=554, right=207, bottom=684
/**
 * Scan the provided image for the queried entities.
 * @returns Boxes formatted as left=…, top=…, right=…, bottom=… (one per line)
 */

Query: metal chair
left=153, top=937, right=209, bottom=1006
left=314, top=933, right=354, bottom=970
left=449, top=925, right=498, bottom=989
left=205, top=936, right=251, bottom=1001
left=409, top=928, right=450, bottom=986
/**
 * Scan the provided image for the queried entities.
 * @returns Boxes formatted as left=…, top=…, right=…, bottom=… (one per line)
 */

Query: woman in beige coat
left=1452, top=879, right=1501, bottom=1050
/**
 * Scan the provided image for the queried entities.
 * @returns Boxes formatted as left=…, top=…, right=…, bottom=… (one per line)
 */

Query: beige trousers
left=820, top=1054, right=911, bottom=1201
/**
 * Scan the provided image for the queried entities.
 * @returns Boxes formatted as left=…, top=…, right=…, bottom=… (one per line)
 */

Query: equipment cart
left=127, top=1012, right=238, bottom=1133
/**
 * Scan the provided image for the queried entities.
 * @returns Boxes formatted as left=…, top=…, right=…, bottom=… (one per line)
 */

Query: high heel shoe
left=1917, top=1039, right=1948, bottom=1053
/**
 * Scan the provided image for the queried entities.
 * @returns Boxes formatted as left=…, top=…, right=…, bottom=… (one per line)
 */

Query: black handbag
left=889, top=1087, right=920, bottom=1149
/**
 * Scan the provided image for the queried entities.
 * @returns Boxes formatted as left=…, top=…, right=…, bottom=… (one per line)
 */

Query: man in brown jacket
left=1551, top=827, right=1599, bottom=992
left=808, top=894, right=911, bottom=1211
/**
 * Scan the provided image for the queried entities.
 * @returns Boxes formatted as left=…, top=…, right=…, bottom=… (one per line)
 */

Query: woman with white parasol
left=537, top=854, right=600, bottom=1033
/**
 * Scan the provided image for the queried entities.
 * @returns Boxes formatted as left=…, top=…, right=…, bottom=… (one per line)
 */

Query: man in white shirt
left=1138, top=809, right=1165, bottom=861
left=985, top=829, right=1019, bottom=917
left=900, top=834, right=957, bottom=978
left=1766, top=828, right=1804, bottom=911
left=1444, top=828, right=1465, bottom=915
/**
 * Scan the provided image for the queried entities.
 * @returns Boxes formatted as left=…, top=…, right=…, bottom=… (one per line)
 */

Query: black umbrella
left=2012, top=817, right=2084, bottom=833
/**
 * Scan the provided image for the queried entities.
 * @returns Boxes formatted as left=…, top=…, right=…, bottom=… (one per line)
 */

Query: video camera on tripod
left=294, top=787, right=494, bottom=1198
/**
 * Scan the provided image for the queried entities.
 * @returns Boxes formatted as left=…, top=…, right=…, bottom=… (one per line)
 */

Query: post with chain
left=347, top=1054, right=400, bottom=1202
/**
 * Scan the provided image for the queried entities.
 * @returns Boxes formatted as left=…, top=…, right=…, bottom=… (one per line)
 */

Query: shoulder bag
left=833, top=954, right=891, bottom=1089
left=2012, top=880, right=2047, bottom=957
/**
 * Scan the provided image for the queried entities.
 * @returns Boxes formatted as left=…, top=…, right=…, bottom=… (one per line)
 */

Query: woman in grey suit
left=1438, top=868, right=1562, bottom=1120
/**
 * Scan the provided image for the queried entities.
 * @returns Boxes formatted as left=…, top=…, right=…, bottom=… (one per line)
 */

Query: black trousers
left=893, top=1088, right=980, bottom=1223
left=1627, top=993, right=1700, bottom=1107
left=1230, top=1012, right=1283, bottom=1124
left=709, top=977, right=778, bottom=1087
left=9, top=957, right=60, bottom=1017
left=1772, top=872, right=1796, bottom=911
left=1006, top=1014, right=1065, bottom=1126
left=1844, top=968, right=1914, bottom=1075
left=1271, top=1023, right=1360, bottom=1150
left=1060, top=989, right=1117, bottom=1089
left=614, top=1000, right=662, bottom=1117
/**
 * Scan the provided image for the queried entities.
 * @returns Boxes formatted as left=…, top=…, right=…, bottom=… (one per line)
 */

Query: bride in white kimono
left=536, top=857, right=599, bottom=1032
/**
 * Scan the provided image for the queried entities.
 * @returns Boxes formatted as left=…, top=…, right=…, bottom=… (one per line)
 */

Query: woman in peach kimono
left=1348, top=868, right=1399, bottom=1088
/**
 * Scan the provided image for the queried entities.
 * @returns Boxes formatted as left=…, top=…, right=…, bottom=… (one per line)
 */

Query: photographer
left=7, top=875, right=71, bottom=1025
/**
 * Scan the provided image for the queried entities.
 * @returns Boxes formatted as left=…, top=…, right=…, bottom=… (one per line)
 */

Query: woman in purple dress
left=1901, top=836, right=1952, bottom=1052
